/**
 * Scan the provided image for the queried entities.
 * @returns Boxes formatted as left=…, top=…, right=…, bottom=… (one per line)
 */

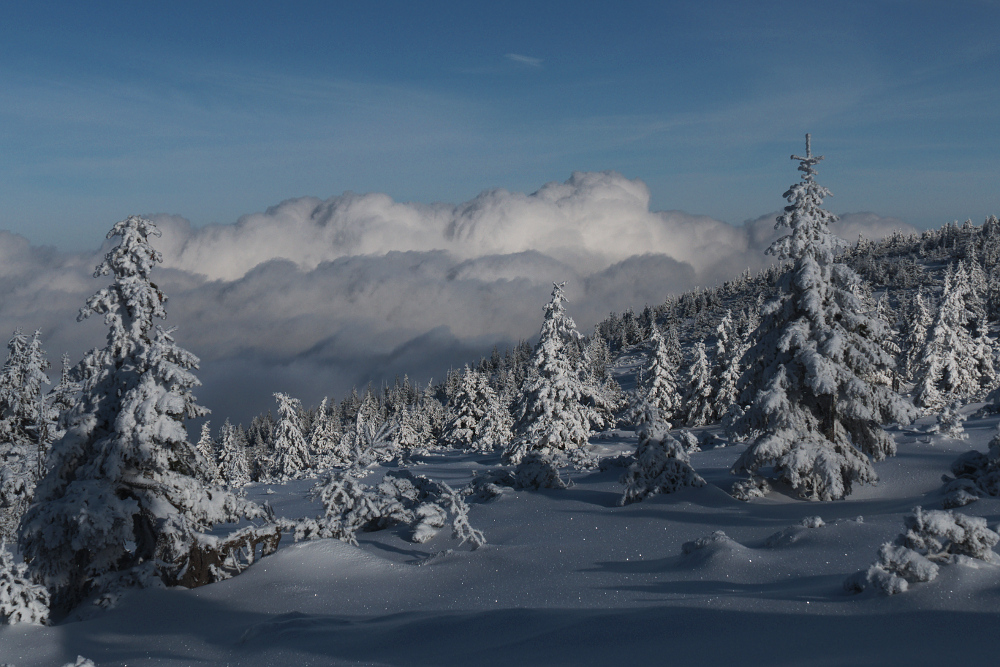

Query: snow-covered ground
left=3, top=406, right=999, bottom=666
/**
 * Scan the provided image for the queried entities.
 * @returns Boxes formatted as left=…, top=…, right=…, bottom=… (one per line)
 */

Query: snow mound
left=679, top=531, right=754, bottom=568
left=763, top=517, right=825, bottom=549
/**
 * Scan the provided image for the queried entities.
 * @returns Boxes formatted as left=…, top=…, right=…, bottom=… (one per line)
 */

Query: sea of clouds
left=1, top=171, right=912, bottom=424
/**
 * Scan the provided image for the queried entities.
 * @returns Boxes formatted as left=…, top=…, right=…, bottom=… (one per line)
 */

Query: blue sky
left=2, top=0, right=999, bottom=249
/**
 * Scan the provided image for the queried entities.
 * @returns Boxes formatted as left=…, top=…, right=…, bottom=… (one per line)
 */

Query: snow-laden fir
left=729, top=136, right=916, bottom=501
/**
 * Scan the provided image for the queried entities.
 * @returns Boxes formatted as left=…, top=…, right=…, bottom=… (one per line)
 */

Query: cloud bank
left=0, top=172, right=914, bottom=424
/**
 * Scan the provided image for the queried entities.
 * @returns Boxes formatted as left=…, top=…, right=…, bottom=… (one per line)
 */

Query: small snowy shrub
left=513, top=453, right=570, bottom=490
left=0, top=542, right=49, bottom=625
left=598, top=453, right=634, bottom=471
left=299, top=469, right=485, bottom=548
left=942, top=428, right=1000, bottom=506
left=730, top=476, right=770, bottom=502
left=929, top=401, right=968, bottom=440
left=674, top=429, right=701, bottom=453
left=845, top=506, right=1000, bottom=595
left=464, top=469, right=517, bottom=501
left=619, top=421, right=704, bottom=505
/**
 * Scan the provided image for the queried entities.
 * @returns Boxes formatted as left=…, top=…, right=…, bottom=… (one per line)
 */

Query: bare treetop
left=791, top=133, right=824, bottom=177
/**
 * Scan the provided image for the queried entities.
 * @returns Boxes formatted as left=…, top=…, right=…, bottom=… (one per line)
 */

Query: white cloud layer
left=0, top=172, right=914, bottom=424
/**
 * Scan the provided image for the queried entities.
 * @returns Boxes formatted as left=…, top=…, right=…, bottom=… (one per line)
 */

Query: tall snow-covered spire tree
left=507, top=282, right=603, bottom=466
left=706, top=310, right=742, bottom=423
left=18, top=216, right=255, bottom=613
left=682, top=341, right=714, bottom=427
left=633, top=326, right=682, bottom=425
left=731, top=136, right=915, bottom=501
left=217, top=419, right=251, bottom=488
left=272, top=392, right=313, bottom=480
left=195, top=421, right=220, bottom=484
left=903, top=288, right=933, bottom=382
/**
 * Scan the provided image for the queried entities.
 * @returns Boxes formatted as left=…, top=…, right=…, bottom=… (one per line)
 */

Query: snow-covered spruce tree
left=914, top=263, right=990, bottom=409
left=18, top=216, right=260, bottom=614
left=902, top=288, right=932, bottom=382
left=308, top=397, right=343, bottom=469
left=731, top=136, right=915, bottom=501
left=682, top=341, right=713, bottom=427
left=662, top=322, right=683, bottom=368
left=506, top=282, right=603, bottom=467
left=271, top=392, right=313, bottom=481
left=391, top=404, right=423, bottom=453
left=972, top=315, right=997, bottom=396
left=337, top=390, right=396, bottom=466
left=631, top=326, right=682, bottom=426
left=872, top=293, right=902, bottom=391
left=708, top=310, right=741, bottom=423
left=195, top=421, right=220, bottom=484
left=0, top=330, right=51, bottom=540
left=47, top=353, right=79, bottom=443
left=217, top=419, right=251, bottom=488
left=444, top=367, right=492, bottom=450
left=718, top=306, right=759, bottom=429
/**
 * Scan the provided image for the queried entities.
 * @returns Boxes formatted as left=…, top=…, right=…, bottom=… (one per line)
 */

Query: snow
left=3, top=403, right=1000, bottom=665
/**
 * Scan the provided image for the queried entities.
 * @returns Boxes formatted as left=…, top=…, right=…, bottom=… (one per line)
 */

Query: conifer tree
left=47, top=353, right=79, bottom=442
left=338, top=390, right=396, bottom=466
left=708, top=310, right=742, bottom=422
left=903, top=289, right=932, bottom=382
left=195, top=421, right=220, bottom=484
left=663, top=322, right=683, bottom=368
left=682, top=342, right=713, bottom=427
left=217, top=419, right=251, bottom=488
left=444, top=367, right=512, bottom=452
left=0, top=330, right=51, bottom=540
left=309, top=397, right=344, bottom=469
left=272, top=392, right=313, bottom=480
left=731, top=136, right=915, bottom=500
left=633, top=326, right=682, bottom=425
left=19, top=216, right=256, bottom=613
left=914, top=263, right=988, bottom=408
left=507, top=282, right=602, bottom=466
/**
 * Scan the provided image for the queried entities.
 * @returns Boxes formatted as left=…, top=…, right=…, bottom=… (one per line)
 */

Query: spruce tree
left=903, top=289, right=932, bottom=382
left=731, top=136, right=915, bottom=501
left=914, top=263, right=986, bottom=409
left=682, top=341, right=713, bottom=427
left=633, top=326, right=682, bottom=425
left=444, top=367, right=511, bottom=452
left=18, top=216, right=255, bottom=613
left=708, top=310, right=741, bottom=422
left=195, top=421, right=220, bottom=484
left=272, top=392, right=313, bottom=480
left=309, top=397, right=344, bottom=469
left=507, top=282, right=602, bottom=466
left=217, top=419, right=251, bottom=488
left=0, top=330, right=51, bottom=540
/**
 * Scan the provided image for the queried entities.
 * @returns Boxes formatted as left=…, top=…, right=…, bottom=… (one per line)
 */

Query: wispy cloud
left=505, top=53, right=543, bottom=68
